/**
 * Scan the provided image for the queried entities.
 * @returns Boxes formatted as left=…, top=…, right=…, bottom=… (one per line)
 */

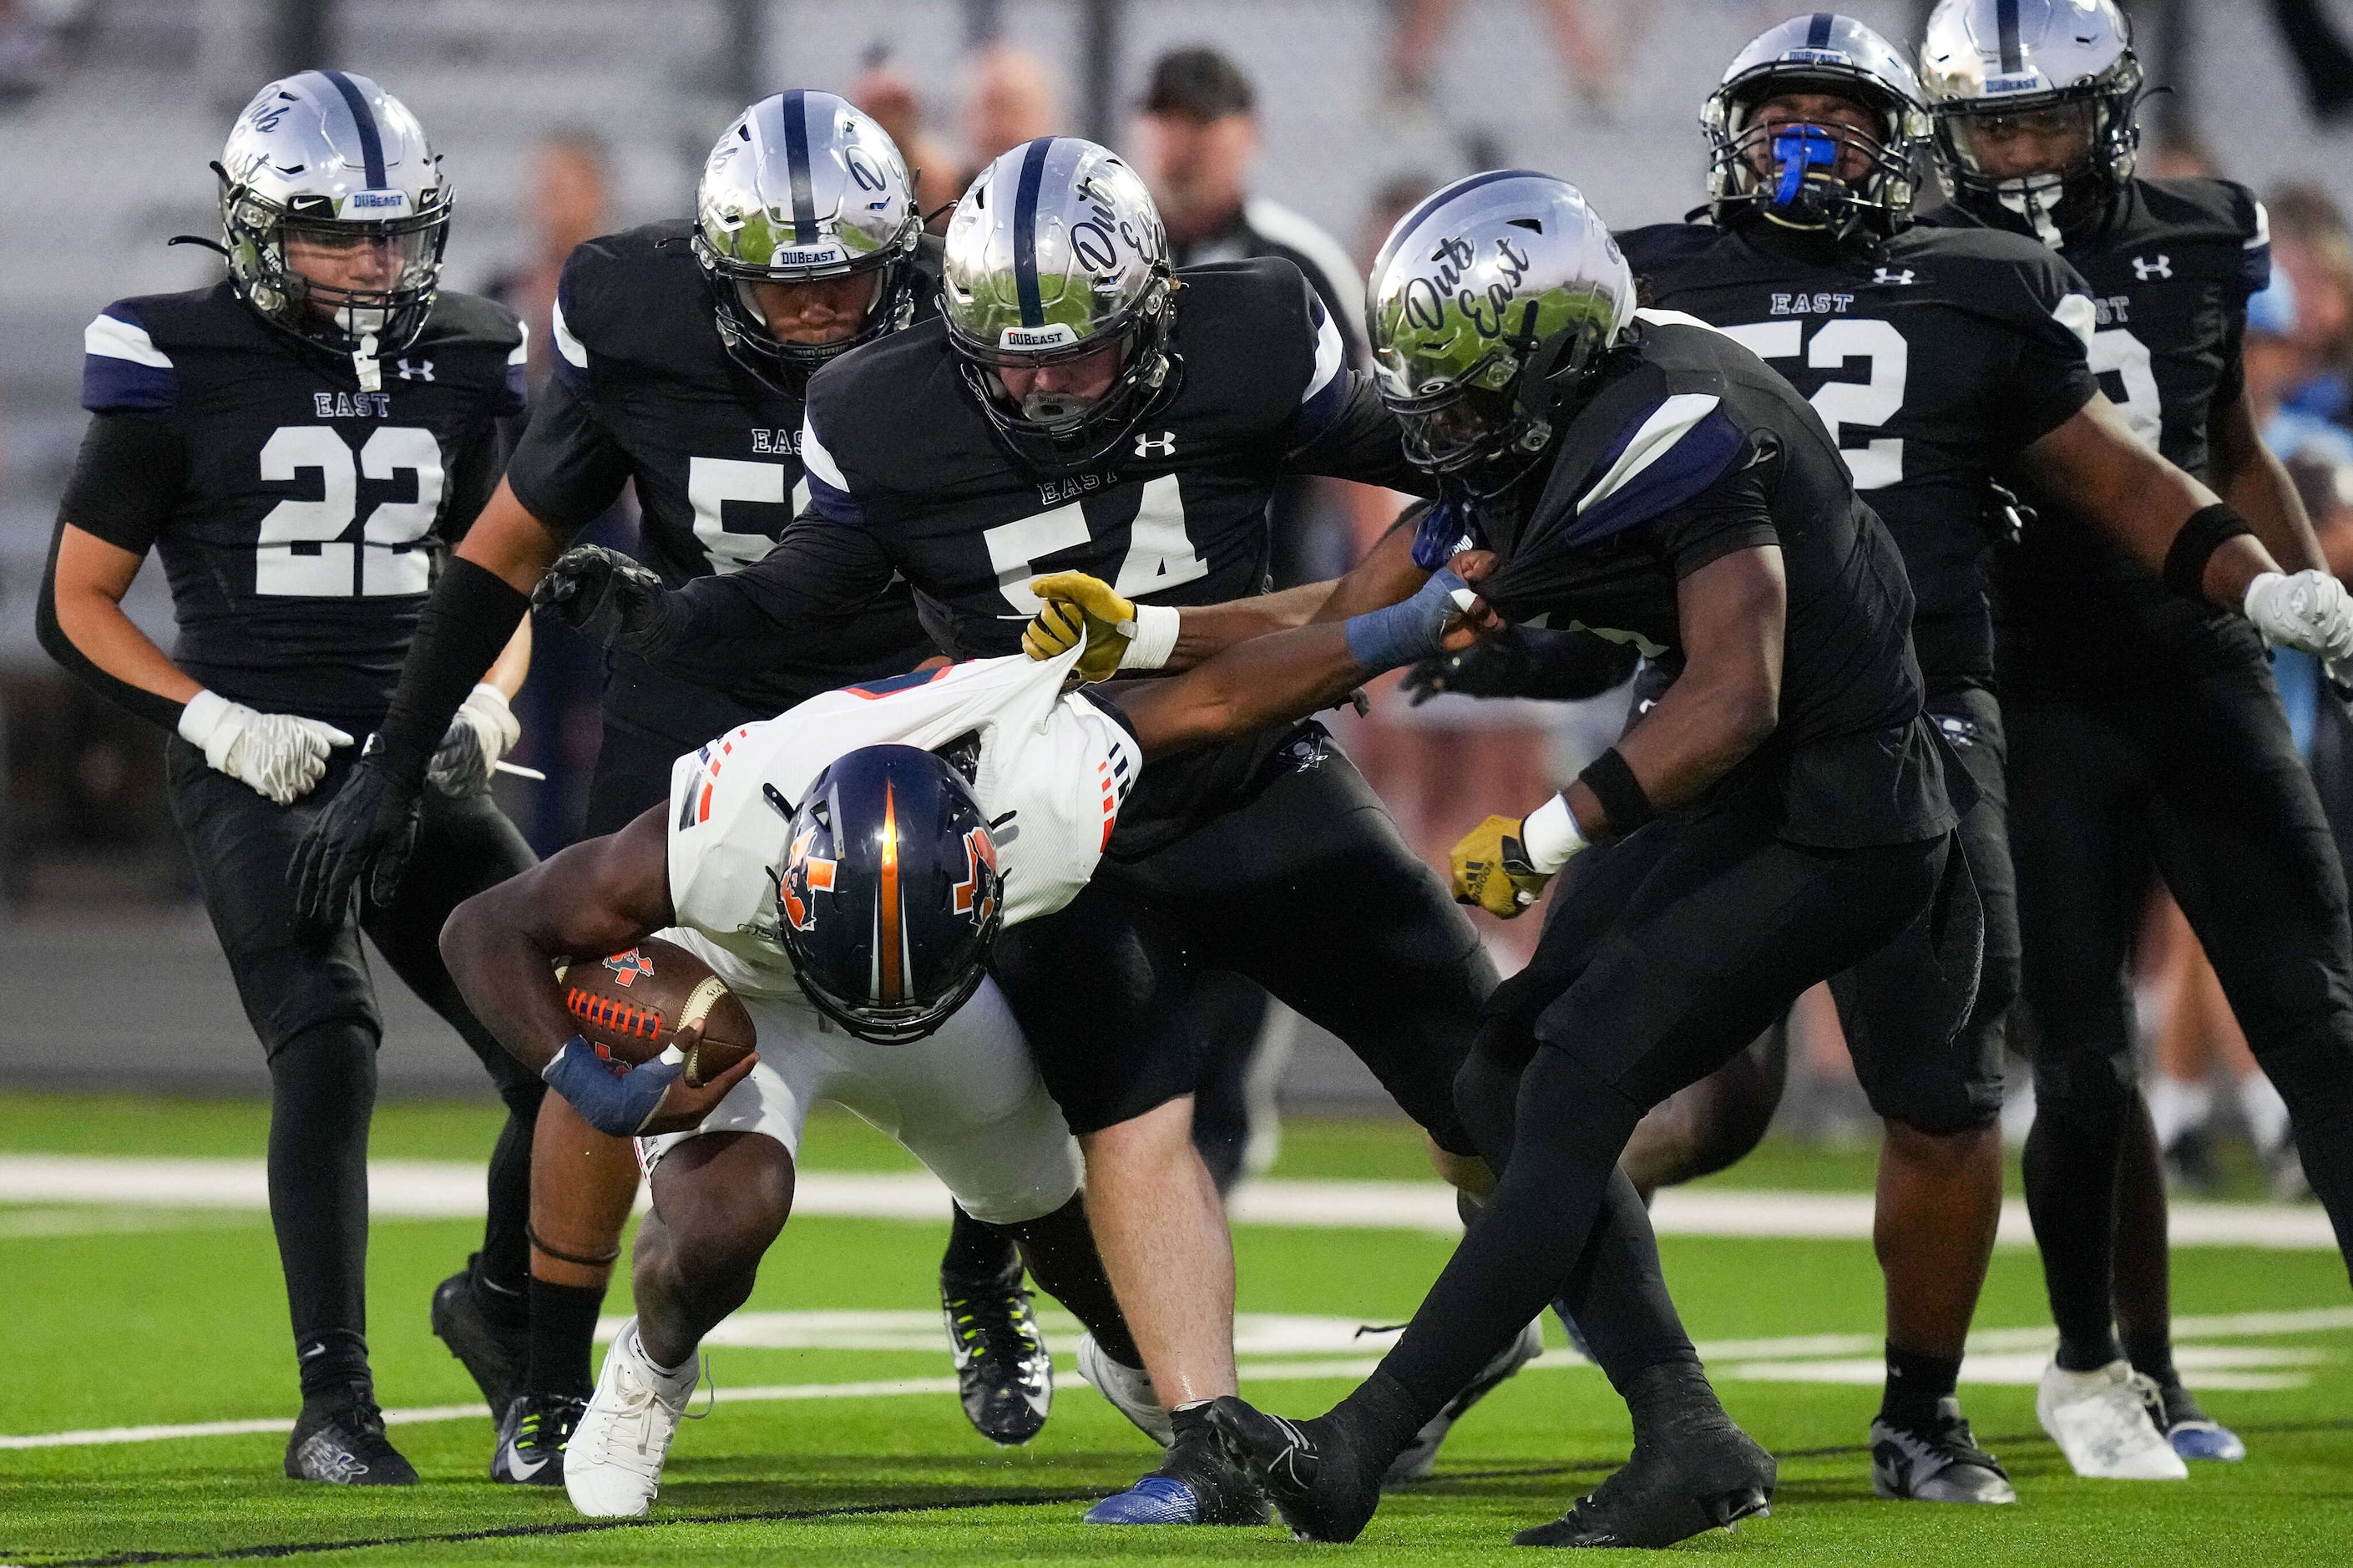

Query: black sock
left=1880, top=1343, right=1962, bottom=1427
left=475, top=1257, right=529, bottom=1335
left=1622, top=1360, right=1729, bottom=1445
left=2022, top=1083, right=2130, bottom=1373
left=296, top=1328, right=372, bottom=1401
left=1330, top=1369, right=1429, bottom=1469
left=2123, top=1331, right=2179, bottom=1391
left=527, top=1277, right=606, bottom=1399
left=994, top=1194, right=1145, bottom=1369
left=939, top=1202, right=1022, bottom=1284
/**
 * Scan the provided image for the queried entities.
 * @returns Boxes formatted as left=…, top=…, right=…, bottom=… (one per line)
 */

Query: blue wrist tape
left=542, top=1035, right=681, bottom=1137
left=1345, top=569, right=1471, bottom=674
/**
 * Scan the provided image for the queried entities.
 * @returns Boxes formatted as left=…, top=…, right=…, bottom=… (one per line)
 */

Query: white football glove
left=2244, top=570, right=2353, bottom=661
left=427, top=683, right=521, bottom=797
left=177, top=689, right=352, bottom=806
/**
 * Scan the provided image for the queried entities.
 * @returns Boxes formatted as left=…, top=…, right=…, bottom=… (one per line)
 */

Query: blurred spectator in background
left=1384, top=0, right=1647, bottom=119
left=2145, top=123, right=2222, bottom=180
left=482, top=129, right=635, bottom=855
left=849, top=49, right=959, bottom=227
left=2265, top=183, right=2353, bottom=435
left=959, top=43, right=1059, bottom=179
left=1135, top=45, right=1367, bottom=591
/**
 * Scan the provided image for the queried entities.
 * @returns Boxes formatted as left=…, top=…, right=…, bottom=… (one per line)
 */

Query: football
left=554, top=936, right=757, bottom=1087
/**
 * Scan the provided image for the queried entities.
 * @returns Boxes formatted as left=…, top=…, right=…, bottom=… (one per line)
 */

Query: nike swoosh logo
left=503, top=1444, right=551, bottom=1480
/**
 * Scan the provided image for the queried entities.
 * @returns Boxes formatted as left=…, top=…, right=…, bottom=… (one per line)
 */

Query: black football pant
left=1374, top=787, right=1949, bottom=1424
left=168, top=741, right=542, bottom=1397
left=2008, top=654, right=2353, bottom=1368
left=994, top=725, right=1490, bottom=1155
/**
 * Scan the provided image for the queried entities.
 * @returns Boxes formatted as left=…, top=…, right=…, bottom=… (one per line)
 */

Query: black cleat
left=1203, top=1395, right=1379, bottom=1541
left=1514, top=1419, right=1774, bottom=1548
left=285, top=1387, right=418, bottom=1485
left=492, top=1390, right=587, bottom=1485
left=1871, top=1398, right=2016, bottom=1503
left=941, top=1261, right=1051, bottom=1446
left=1087, top=1409, right=1272, bottom=1525
left=431, top=1255, right=527, bottom=1412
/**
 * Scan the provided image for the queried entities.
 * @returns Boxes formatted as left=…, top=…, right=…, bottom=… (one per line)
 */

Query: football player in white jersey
left=438, top=564, right=1478, bottom=1519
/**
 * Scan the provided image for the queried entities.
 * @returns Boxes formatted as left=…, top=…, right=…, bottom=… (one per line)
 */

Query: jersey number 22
left=255, top=425, right=442, bottom=597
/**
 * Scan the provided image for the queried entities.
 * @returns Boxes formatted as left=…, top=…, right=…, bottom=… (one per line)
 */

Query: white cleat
left=2037, top=1360, right=2189, bottom=1480
left=565, top=1318, right=701, bottom=1518
left=1075, top=1330, right=1171, bottom=1447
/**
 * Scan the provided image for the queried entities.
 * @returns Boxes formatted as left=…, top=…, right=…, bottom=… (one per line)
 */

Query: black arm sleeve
left=1278, top=374, right=1436, bottom=496
left=503, top=372, right=636, bottom=539
left=368, top=558, right=534, bottom=784
left=35, top=515, right=184, bottom=732
left=664, top=516, right=899, bottom=655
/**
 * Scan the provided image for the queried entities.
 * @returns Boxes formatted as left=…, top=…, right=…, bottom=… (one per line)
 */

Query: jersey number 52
left=256, top=425, right=442, bottom=597
left=1722, top=319, right=1908, bottom=490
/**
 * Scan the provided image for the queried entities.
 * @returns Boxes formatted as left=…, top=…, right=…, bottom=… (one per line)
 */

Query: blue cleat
left=2167, top=1416, right=2247, bottom=1463
left=1085, top=1412, right=1269, bottom=1525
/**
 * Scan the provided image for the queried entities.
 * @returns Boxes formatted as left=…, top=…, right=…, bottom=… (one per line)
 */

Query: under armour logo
left=396, top=357, right=436, bottom=381
left=1134, top=430, right=1176, bottom=459
left=2132, top=255, right=2173, bottom=281
left=1872, top=267, right=1916, bottom=286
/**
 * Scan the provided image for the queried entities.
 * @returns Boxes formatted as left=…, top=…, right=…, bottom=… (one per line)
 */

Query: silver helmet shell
left=695, top=90, right=924, bottom=388
left=1920, top=0, right=2143, bottom=242
left=941, top=137, right=1176, bottom=473
left=1367, top=171, right=1633, bottom=487
left=217, top=71, right=450, bottom=362
left=1702, top=14, right=1930, bottom=239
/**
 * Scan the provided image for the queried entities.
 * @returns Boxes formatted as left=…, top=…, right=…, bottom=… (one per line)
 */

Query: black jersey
left=1475, top=312, right=1947, bottom=848
left=682, top=255, right=1420, bottom=663
left=502, top=219, right=935, bottom=721
left=1617, top=219, right=2098, bottom=690
left=61, top=281, right=524, bottom=728
left=1934, top=179, right=2272, bottom=691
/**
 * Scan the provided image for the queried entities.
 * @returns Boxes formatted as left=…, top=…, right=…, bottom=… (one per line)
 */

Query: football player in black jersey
left=529, top=136, right=1523, bottom=1525
left=1204, top=157, right=2353, bottom=1548
left=1925, top=0, right=2353, bottom=1479
left=1424, top=11, right=2353, bottom=1500
left=35, top=72, right=543, bottom=1485
left=286, top=93, right=1101, bottom=1482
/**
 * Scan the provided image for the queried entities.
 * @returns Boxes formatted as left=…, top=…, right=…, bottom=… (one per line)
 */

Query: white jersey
left=665, top=643, right=1141, bottom=997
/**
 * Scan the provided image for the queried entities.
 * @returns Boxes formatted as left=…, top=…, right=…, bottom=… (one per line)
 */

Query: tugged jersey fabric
left=503, top=220, right=936, bottom=727
left=665, top=643, right=1141, bottom=997
left=58, top=281, right=524, bottom=731
left=1931, top=178, right=2273, bottom=693
left=1617, top=216, right=2100, bottom=691
left=1471, top=310, right=1949, bottom=848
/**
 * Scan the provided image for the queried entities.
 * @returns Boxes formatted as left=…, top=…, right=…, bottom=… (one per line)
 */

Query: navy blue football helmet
left=773, top=745, right=1004, bottom=1044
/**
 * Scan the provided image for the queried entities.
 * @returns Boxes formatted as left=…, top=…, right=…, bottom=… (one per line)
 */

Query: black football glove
left=288, top=746, right=423, bottom=937
left=1403, top=626, right=1639, bottom=706
left=531, top=545, right=679, bottom=655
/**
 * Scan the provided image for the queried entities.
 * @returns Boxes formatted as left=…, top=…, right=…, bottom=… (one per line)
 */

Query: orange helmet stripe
left=875, top=781, right=903, bottom=1004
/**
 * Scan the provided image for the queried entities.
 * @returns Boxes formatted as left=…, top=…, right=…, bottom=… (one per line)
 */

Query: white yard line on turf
left=7, top=1307, right=2350, bottom=1452
left=0, top=1156, right=2340, bottom=1249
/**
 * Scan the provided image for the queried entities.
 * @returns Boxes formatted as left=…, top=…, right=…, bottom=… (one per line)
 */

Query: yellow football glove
left=1450, top=814, right=1553, bottom=919
left=1023, top=571, right=1137, bottom=683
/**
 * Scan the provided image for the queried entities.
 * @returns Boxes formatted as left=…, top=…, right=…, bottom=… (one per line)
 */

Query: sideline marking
left=7, top=1307, right=2347, bottom=1451
left=0, top=1156, right=2341, bottom=1249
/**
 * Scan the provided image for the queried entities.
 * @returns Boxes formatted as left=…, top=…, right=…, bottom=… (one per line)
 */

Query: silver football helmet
left=695, top=90, right=923, bottom=388
left=1367, top=170, right=1634, bottom=489
left=217, top=71, right=450, bottom=368
left=941, top=137, right=1175, bottom=473
left=1703, top=14, right=1930, bottom=239
left=1920, top=0, right=2143, bottom=243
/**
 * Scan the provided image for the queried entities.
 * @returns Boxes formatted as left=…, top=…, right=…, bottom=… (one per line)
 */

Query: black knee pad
left=2027, top=1030, right=2136, bottom=1127
left=2250, top=1020, right=2353, bottom=1127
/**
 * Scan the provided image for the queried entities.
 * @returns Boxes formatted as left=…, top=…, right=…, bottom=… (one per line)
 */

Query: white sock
left=629, top=1324, right=698, bottom=1384
left=2238, top=1073, right=2293, bottom=1156
left=2147, top=1074, right=2214, bottom=1151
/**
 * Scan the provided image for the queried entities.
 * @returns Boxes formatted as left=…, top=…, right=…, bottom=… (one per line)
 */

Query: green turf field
left=2, top=1094, right=2347, bottom=1565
